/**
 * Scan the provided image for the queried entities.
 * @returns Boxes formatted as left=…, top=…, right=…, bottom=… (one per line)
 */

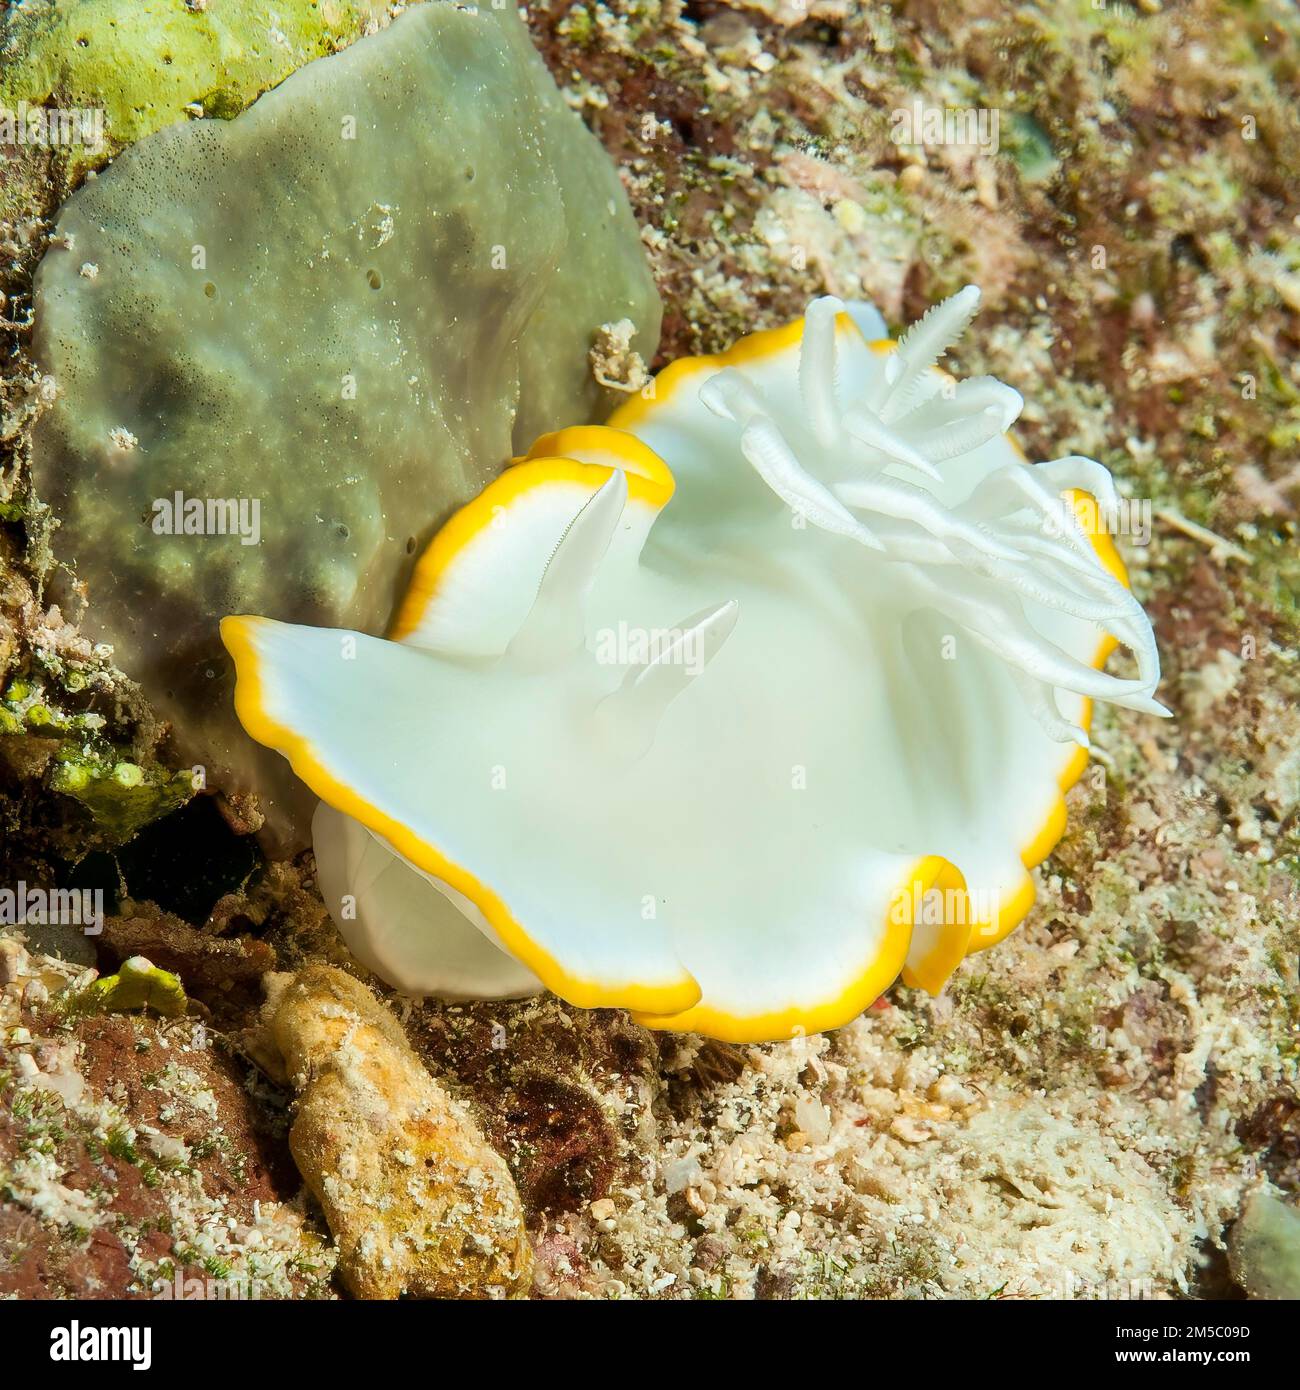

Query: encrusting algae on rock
left=72, top=954, right=188, bottom=1018
left=0, top=933, right=338, bottom=1300
left=0, top=0, right=440, bottom=222
left=258, top=964, right=532, bottom=1299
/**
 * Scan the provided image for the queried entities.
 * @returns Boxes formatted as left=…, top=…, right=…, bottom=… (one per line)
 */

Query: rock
left=0, top=937, right=27, bottom=984
left=262, top=965, right=532, bottom=1299
left=9, top=919, right=97, bottom=968
left=407, top=1000, right=638, bottom=1217
left=100, top=903, right=275, bottom=995
left=1229, top=1191, right=1300, bottom=1299
left=0, top=994, right=327, bottom=1300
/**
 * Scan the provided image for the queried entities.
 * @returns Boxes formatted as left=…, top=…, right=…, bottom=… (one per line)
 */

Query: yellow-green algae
left=48, top=754, right=194, bottom=844
left=0, top=0, right=429, bottom=220
left=73, top=955, right=189, bottom=1018
left=3, top=676, right=194, bottom=843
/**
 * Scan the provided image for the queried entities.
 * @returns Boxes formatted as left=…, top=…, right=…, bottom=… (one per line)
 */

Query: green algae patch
left=49, top=749, right=194, bottom=844
left=2, top=680, right=192, bottom=847
left=0, top=1, right=424, bottom=190
left=0, top=0, right=430, bottom=227
left=72, top=955, right=189, bottom=1018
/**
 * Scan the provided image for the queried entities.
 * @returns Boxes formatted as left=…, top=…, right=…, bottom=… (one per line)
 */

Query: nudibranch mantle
left=222, top=287, right=1167, bottom=1043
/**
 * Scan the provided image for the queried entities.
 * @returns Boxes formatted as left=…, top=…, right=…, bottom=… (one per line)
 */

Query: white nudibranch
left=222, top=286, right=1169, bottom=1042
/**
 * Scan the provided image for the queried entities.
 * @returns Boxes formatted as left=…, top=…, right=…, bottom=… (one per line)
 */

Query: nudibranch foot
left=222, top=287, right=1167, bottom=1042
left=312, top=800, right=543, bottom=1001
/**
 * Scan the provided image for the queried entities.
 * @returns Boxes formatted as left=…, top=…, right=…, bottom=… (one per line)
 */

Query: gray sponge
left=31, top=1, right=660, bottom=846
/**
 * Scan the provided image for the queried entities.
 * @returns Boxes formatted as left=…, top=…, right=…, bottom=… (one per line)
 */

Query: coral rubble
left=260, top=964, right=532, bottom=1299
